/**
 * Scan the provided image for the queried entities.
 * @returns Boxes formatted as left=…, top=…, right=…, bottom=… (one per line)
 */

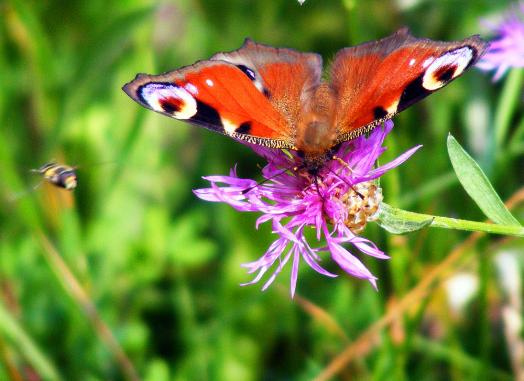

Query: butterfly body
left=123, top=28, right=487, bottom=172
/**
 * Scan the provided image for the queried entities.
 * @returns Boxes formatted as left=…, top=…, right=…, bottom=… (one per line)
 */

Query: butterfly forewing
left=212, top=39, right=323, bottom=131
left=330, top=28, right=488, bottom=143
left=123, top=60, right=296, bottom=148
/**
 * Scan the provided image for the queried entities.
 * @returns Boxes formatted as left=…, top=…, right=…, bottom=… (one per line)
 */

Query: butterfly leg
left=330, top=155, right=365, bottom=200
left=241, top=165, right=299, bottom=195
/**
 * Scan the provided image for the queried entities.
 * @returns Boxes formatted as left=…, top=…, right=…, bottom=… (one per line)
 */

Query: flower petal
left=328, top=240, right=376, bottom=281
left=365, top=145, right=422, bottom=181
left=290, top=247, right=300, bottom=298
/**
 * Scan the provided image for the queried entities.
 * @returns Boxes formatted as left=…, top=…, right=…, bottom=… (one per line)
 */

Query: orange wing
left=123, top=39, right=322, bottom=149
left=211, top=39, right=322, bottom=134
left=330, top=28, right=488, bottom=143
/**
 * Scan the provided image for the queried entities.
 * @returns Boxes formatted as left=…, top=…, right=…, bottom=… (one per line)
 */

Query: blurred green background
left=1, top=0, right=523, bottom=380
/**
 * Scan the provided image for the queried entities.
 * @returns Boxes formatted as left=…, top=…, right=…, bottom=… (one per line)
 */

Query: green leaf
left=377, top=203, right=434, bottom=234
left=447, top=134, right=521, bottom=227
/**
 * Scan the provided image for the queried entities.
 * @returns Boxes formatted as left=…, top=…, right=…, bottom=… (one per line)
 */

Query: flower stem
left=429, top=214, right=523, bottom=236
left=379, top=203, right=523, bottom=237
left=494, top=68, right=524, bottom=153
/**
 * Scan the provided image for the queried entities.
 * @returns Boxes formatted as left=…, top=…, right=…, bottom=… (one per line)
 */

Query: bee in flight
left=32, top=162, right=78, bottom=190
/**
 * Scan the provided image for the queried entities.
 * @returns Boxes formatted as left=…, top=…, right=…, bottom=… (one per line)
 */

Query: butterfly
left=123, top=28, right=487, bottom=172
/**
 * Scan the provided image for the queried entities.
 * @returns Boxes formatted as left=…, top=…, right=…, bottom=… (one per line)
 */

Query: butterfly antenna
left=242, top=164, right=298, bottom=195
left=326, top=167, right=365, bottom=200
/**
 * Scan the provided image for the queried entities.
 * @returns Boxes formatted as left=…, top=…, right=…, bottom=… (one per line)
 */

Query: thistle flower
left=194, top=121, right=421, bottom=297
left=477, top=3, right=524, bottom=80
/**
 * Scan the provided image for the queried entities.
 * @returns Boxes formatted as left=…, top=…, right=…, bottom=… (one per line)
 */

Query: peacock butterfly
left=123, top=28, right=487, bottom=172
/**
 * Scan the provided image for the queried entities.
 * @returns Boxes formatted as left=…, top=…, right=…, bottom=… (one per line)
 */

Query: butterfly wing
left=330, top=28, right=488, bottom=143
left=211, top=39, right=323, bottom=132
left=123, top=39, right=322, bottom=149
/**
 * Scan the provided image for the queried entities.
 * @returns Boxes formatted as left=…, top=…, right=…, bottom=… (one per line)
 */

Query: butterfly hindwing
left=330, top=28, right=488, bottom=143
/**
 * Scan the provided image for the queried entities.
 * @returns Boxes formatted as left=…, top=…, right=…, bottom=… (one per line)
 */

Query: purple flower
left=194, top=121, right=421, bottom=297
left=477, top=2, right=524, bottom=81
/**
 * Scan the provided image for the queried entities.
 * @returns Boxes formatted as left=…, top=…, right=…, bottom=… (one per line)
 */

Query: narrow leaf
left=447, top=134, right=520, bottom=226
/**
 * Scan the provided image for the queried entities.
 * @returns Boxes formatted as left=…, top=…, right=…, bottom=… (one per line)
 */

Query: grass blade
left=0, top=302, right=62, bottom=381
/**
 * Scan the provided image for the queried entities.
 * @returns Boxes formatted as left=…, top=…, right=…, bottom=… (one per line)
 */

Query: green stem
left=494, top=68, right=524, bottom=152
left=508, top=116, right=524, bottom=155
left=379, top=203, right=524, bottom=237
left=405, top=210, right=522, bottom=236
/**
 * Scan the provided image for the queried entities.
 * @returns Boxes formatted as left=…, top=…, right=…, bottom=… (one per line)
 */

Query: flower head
left=477, top=2, right=524, bottom=81
left=194, top=121, right=421, bottom=297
